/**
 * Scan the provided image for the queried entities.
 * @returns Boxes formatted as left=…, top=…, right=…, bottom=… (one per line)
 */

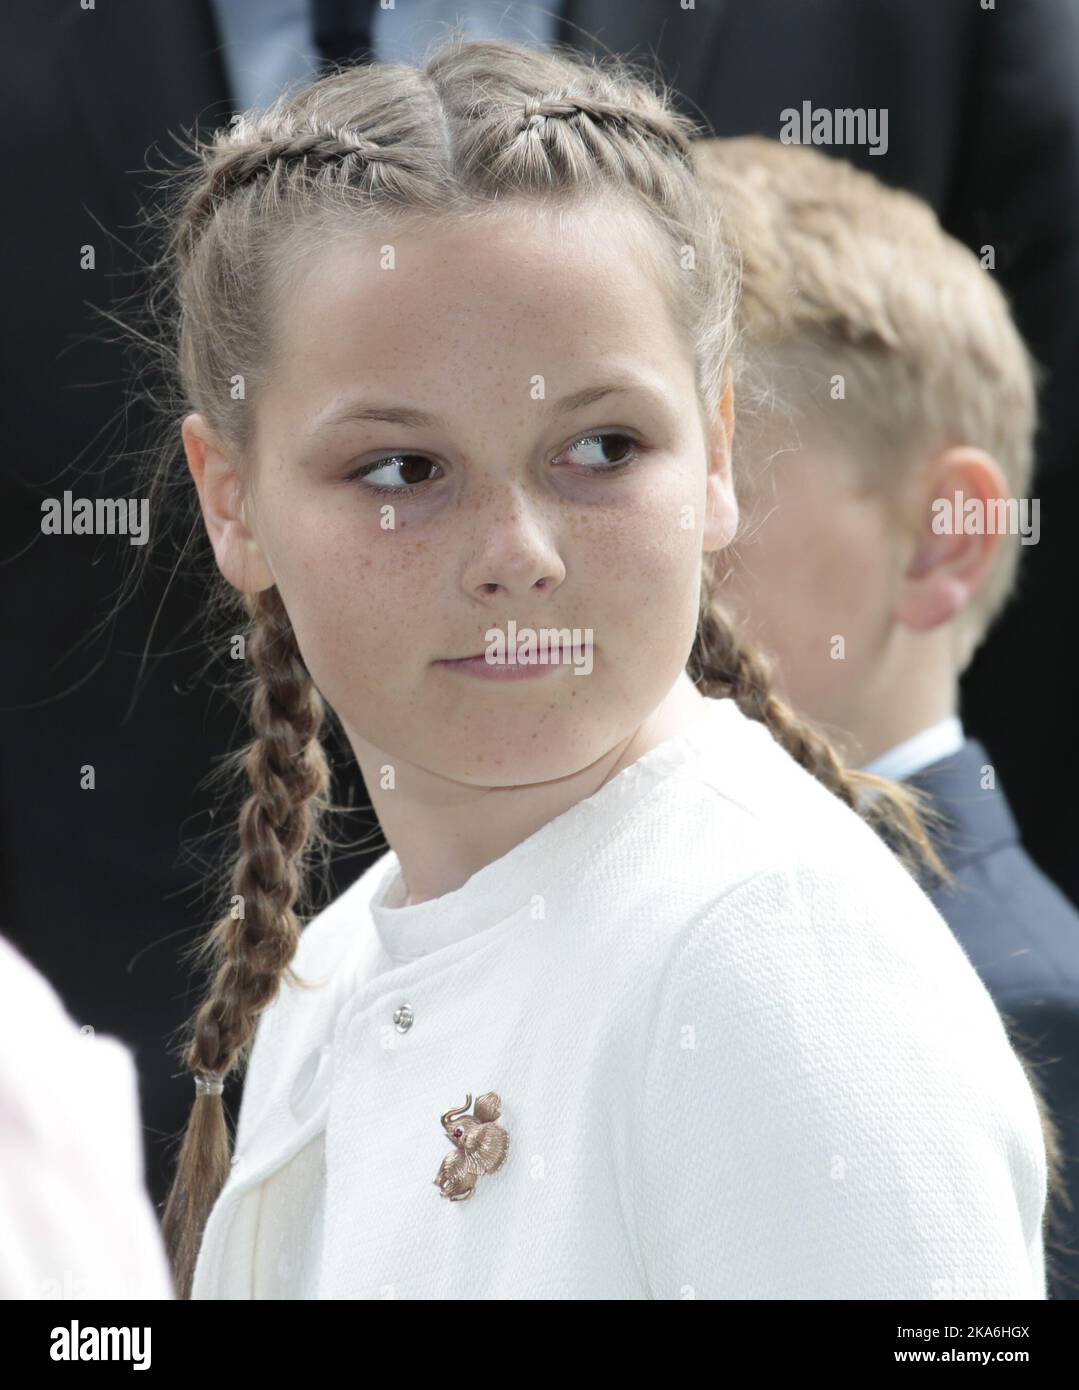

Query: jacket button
left=289, top=1043, right=332, bottom=1121
left=393, top=1003, right=414, bottom=1033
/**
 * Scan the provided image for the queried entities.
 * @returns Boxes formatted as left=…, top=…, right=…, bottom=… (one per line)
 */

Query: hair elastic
left=195, top=1074, right=224, bottom=1096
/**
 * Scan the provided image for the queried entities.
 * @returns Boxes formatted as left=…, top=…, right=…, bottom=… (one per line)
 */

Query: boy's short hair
left=693, top=135, right=1040, bottom=669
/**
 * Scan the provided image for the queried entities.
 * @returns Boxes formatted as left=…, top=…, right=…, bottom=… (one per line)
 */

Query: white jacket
left=0, top=933, right=174, bottom=1299
left=192, top=697, right=1046, bottom=1299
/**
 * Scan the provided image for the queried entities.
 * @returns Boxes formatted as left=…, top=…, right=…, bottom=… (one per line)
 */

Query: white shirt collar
left=862, top=717, right=965, bottom=781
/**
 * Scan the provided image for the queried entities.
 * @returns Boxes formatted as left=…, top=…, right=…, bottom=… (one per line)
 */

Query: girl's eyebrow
left=304, top=373, right=666, bottom=437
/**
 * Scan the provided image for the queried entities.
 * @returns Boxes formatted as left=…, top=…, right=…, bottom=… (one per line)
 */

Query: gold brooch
left=433, top=1092, right=510, bottom=1200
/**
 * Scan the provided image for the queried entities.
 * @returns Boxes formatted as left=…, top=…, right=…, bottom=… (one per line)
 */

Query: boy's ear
left=702, top=375, right=738, bottom=554
left=181, top=414, right=276, bottom=593
left=893, top=445, right=1009, bottom=632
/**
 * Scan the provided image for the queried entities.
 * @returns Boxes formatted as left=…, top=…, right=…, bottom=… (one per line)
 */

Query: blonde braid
left=161, top=587, right=331, bottom=1298
left=513, top=94, right=693, bottom=154
left=173, top=114, right=418, bottom=272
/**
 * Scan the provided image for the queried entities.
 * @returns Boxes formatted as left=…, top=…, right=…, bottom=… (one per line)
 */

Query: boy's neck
left=824, top=668, right=960, bottom=772
left=832, top=702, right=960, bottom=771
left=812, top=624, right=962, bottom=772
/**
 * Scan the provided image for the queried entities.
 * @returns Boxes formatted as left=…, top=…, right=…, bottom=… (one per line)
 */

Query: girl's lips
left=434, top=647, right=591, bottom=681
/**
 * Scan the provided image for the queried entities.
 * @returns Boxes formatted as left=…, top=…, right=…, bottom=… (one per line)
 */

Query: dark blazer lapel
left=905, top=738, right=1020, bottom=873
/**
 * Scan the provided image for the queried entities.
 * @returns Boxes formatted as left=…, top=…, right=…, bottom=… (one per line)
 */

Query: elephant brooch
left=433, top=1092, right=510, bottom=1201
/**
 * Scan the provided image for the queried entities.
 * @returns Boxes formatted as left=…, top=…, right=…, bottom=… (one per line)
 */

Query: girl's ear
left=702, top=376, right=738, bottom=554
left=181, top=413, right=276, bottom=593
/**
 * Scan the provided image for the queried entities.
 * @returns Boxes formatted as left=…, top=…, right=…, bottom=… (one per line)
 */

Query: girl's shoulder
left=622, top=696, right=937, bottom=937
left=604, top=710, right=1015, bottom=1084
left=633, top=845, right=1048, bottom=1298
left=657, top=696, right=900, bottom=868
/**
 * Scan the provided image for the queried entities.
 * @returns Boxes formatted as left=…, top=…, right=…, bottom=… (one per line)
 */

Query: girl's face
left=190, top=203, right=736, bottom=787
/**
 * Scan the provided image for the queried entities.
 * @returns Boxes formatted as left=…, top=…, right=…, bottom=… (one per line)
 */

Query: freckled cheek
left=265, top=513, right=430, bottom=688
left=586, top=512, right=700, bottom=644
left=325, top=545, right=434, bottom=634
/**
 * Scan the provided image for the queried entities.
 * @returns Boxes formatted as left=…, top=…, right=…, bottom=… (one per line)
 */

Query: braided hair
left=124, top=38, right=1010, bottom=1297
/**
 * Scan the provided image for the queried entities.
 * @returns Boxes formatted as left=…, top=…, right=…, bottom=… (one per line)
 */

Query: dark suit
left=5, top=0, right=1078, bottom=1220
left=906, top=740, right=1079, bottom=1300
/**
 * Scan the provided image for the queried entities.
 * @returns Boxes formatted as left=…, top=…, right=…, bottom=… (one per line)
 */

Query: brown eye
left=560, top=432, right=639, bottom=473
left=346, top=454, right=442, bottom=496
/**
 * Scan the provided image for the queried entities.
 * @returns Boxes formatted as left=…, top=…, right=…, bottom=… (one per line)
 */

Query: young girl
left=148, top=38, right=1047, bottom=1300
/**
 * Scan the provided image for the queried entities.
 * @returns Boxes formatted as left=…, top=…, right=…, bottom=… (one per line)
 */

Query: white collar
left=862, top=717, right=965, bottom=782
left=368, top=696, right=739, bottom=964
